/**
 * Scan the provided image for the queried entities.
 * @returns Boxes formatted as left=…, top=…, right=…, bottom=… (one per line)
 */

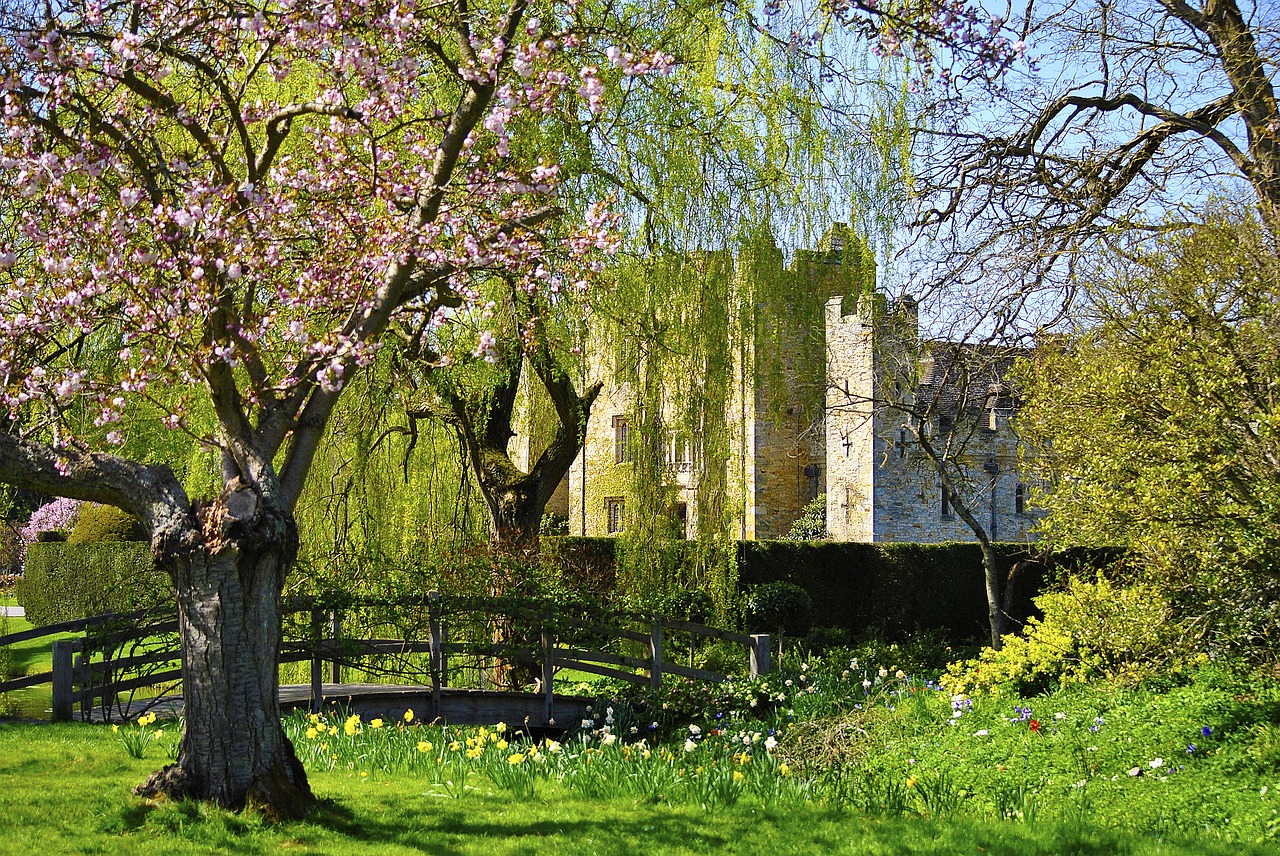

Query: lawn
left=0, top=721, right=1270, bottom=856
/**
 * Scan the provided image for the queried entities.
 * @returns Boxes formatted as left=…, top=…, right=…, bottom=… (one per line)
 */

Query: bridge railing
left=0, top=593, right=772, bottom=723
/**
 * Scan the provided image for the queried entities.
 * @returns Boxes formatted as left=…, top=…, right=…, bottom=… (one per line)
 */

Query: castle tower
left=824, top=291, right=920, bottom=541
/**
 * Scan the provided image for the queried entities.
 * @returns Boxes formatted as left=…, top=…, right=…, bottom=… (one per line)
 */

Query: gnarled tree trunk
left=134, top=486, right=311, bottom=819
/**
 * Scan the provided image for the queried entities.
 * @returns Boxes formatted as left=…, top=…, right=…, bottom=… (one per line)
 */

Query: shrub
left=15, top=542, right=169, bottom=626
left=784, top=494, right=827, bottom=540
left=67, top=503, right=148, bottom=544
left=662, top=588, right=714, bottom=624
left=744, top=582, right=814, bottom=637
left=940, top=575, right=1184, bottom=697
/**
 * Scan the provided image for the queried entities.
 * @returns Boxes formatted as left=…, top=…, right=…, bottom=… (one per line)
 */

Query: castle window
left=897, top=428, right=908, bottom=459
left=1015, top=483, right=1026, bottom=515
left=612, top=416, right=630, bottom=464
left=938, top=412, right=953, bottom=435
left=606, top=497, right=625, bottom=534
left=941, top=485, right=952, bottom=518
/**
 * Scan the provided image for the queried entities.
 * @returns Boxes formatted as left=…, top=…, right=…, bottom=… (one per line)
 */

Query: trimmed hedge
left=542, top=536, right=1120, bottom=643
left=16, top=542, right=170, bottom=627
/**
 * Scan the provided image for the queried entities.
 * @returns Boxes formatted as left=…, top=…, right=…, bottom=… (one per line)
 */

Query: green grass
left=0, top=721, right=1275, bottom=855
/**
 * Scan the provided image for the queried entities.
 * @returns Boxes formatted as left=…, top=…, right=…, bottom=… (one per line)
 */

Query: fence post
left=328, top=609, right=342, bottom=685
left=310, top=608, right=324, bottom=713
left=541, top=614, right=555, bottom=725
left=749, top=634, right=772, bottom=677
left=428, top=591, right=443, bottom=719
left=52, top=640, right=74, bottom=722
left=649, top=619, right=664, bottom=690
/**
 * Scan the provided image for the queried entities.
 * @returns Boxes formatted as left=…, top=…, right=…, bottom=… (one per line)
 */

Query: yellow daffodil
left=315, top=722, right=327, bottom=733
left=496, top=722, right=507, bottom=734
left=370, top=718, right=384, bottom=729
left=417, top=741, right=433, bottom=753
left=508, top=753, right=525, bottom=765
left=906, top=776, right=918, bottom=788
left=496, top=739, right=509, bottom=751
left=733, top=771, right=745, bottom=783
left=344, top=720, right=358, bottom=736
left=779, top=764, right=791, bottom=777
left=306, top=727, right=318, bottom=740
left=404, top=709, right=414, bottom=723
left=449, top=741, right=461, bottom=752
left=111, top=724, right=119, bottom=733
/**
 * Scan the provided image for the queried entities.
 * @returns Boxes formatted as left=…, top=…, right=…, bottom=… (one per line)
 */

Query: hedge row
left=16, top=542, right=170, bottom=627
left=543, top=537, right=1120, bottom=643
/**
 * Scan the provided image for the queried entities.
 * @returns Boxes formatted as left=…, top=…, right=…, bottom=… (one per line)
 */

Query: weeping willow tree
left=288, top=353, right=491, bottom=597
left=570, top=0, right=910, bottom=620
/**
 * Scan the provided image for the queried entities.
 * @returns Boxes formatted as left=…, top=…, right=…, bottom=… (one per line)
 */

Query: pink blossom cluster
left=18, top=498, right=81, bottom=544
left=0, top=0, right=652, bottom=451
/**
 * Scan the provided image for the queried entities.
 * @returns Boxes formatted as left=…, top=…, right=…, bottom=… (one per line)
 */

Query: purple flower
left=1201, top=726, right=1213, bottom=738
left=1187, top=744, right=1197, bottom=754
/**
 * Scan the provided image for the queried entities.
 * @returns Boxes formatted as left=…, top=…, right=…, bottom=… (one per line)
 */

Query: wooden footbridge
left=0, top=593, right=772, bottom=726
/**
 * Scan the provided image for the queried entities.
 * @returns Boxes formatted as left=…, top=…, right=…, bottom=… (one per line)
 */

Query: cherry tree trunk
left=135, top=497, right=311, bottom=819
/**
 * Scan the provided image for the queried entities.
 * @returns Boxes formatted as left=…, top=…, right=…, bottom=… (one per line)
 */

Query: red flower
left=1029, top=720, right=1042, bottom=733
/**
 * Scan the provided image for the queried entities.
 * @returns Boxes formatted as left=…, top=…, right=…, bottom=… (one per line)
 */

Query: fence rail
left=0, top=593, right=772, bottom=723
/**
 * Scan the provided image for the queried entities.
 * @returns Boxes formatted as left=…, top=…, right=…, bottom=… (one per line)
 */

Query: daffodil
left=417, top=741, right=433, bottom=753
left=305, top=727, right=318, bottom=740
left=404, top=709, right=415, bottom=723
left=496, top=739, right=509, bottom=751
left=733, top=770, right=745, bottom=782
left=508, top=753, right=525, bottom=765
left=370, top=718, right=384, bottom=729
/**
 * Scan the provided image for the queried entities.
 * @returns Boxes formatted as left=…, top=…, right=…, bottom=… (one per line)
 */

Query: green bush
left=662, top=588, right=714, bottom=623
left=15, top=542, right=169, bottom=626
left=66, top=503, right=147, bottom=544
left=784, top=494, right=827, bottom=540
left=940, top=575, right=1185, bottom=697
left=744, top=581, right=814, bottom=639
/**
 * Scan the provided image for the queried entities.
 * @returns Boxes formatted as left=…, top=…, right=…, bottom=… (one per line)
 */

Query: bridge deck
left=87, top=683, right=593, bottom=729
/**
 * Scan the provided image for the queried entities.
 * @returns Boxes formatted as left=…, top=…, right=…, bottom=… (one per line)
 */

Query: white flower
left=581, top=719, right=592, bottom=729
left=1054, top=712, right=1067, bottom=721
left=974, top=730, right=989, bottom=737
left=878, top=668, right=889, bottom=678
left=862, top=679, right=872, bottom=689
left=764, top=735, right=778, bottom=751
left=1149, top=757, right=1164, bottom=769
left=688, top=724, right=701, bottom=735
left=601, top=733, right=617, bottom=746
left=684, top=739, right=698, bottom=752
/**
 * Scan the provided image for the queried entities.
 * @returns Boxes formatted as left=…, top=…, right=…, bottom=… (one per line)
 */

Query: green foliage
left=940, top=576, right=1186, bottom=697
left=662, top=588, right=715, bottom=623
left=744, top=582, right=814, bottom=638
left=784, top=494, right=827, bottom=541
left=1017, top=209, right=1280, bottom=649
left=15, top=542, right=168, bottom=626
left=66, top=504, right=147, bottom=544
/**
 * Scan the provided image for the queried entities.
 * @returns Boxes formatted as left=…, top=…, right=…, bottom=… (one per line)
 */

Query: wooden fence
left=0, top=593, right=772, bottom=724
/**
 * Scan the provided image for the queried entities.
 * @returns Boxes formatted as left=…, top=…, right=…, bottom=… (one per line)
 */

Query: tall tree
left=1017, top=207, right=1280, bottom=639
left=0, top=0, right=636, bottom=815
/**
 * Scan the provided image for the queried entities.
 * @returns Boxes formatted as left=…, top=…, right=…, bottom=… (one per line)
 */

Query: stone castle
left=521, top=228, right=1038, bottom=544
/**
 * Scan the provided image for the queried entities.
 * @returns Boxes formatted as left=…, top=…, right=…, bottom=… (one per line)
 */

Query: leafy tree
left=1017, top=207, right=1280, bottom=648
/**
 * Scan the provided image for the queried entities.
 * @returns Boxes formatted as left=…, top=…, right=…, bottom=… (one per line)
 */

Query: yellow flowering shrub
left=941, top=575, right=1183, bottom=697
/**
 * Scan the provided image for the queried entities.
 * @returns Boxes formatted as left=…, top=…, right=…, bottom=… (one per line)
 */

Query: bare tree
left=825, top=295, right=1034, bottom=648
left=913, top=0, right=1280, bottom=310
